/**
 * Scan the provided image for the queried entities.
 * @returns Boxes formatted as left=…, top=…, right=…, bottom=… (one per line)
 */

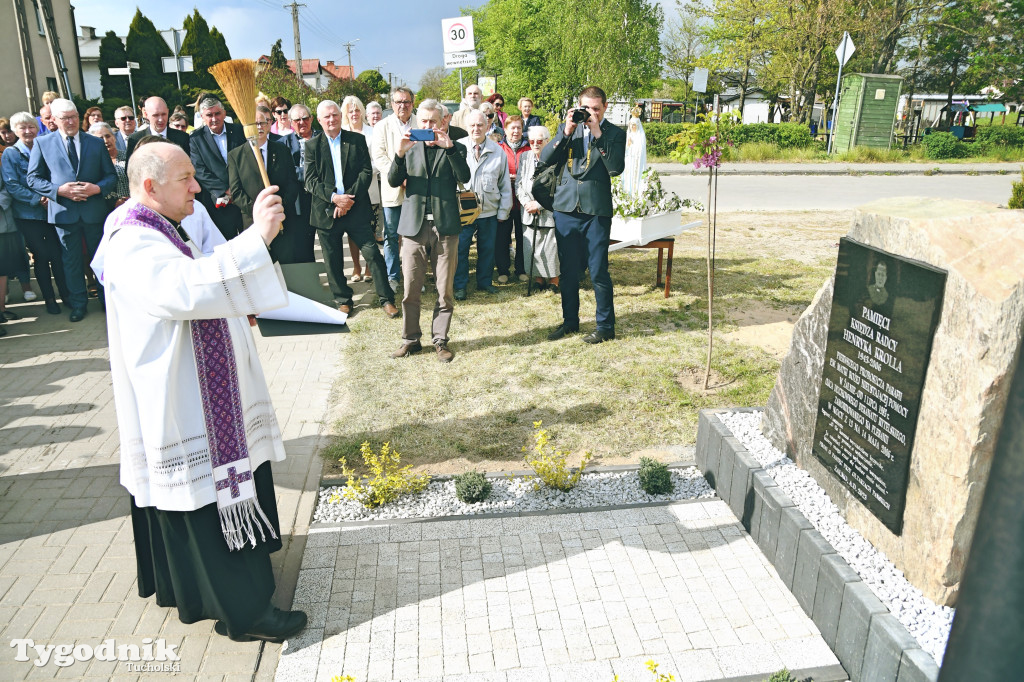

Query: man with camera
left=387, top=100, right=470, bottom=363
left=540, top=86, right=626, bottom=344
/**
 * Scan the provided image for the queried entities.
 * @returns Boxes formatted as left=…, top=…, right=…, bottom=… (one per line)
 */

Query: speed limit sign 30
left=441, top=16, right=475, bottom=53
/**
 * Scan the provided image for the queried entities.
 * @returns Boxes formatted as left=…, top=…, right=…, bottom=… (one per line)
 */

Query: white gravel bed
left=313, top=468, right=715, bottom=524
left=719, top=411, right=954, bottom=664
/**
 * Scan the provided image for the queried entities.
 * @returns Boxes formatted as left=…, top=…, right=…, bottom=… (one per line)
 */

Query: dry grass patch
left=321, top=213, right=843, bottom=477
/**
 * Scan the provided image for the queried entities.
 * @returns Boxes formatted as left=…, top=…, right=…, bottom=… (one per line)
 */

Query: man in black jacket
left=227, top=106, right=299, bottom=263
left=190, top=98, right=246, bottom=240
left=278, top=104, right=319, bottom=263
left=305, top=100, right=397, bottom=318
left=386, top=99, right=469, bottom=363
left=540, top=86, right=626, bottom=344
left=125, top=97, right=190, bottom=160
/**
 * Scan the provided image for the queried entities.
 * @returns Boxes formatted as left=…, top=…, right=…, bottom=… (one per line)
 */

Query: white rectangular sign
left=692, top=67, right=709, bottom=94
left=441, top=16, right=475, bottom=53
left=444, top=50, right=478, bottom=69
left=162, top=56, right=194, bottom=73
left=126, top=61, right=140, bottom=70
left=108, top=67, right=131, bottom=75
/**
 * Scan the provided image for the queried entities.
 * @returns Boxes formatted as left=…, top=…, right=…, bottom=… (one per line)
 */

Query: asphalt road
left=660, top=172, right=1018, bottom=211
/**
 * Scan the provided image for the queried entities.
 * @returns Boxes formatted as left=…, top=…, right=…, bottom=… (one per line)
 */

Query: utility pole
left=284, top=1, right=306, bottom=85
left=342, top=39, right=359, bottom=80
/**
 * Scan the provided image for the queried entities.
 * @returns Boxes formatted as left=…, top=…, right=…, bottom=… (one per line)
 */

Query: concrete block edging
left=695, top=409, right=940, bottom=682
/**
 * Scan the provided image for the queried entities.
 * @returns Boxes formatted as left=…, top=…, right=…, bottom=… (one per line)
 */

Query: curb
left=696, top=409, right=941, bottom=682
left=652, top=166, right=1016, bottom=177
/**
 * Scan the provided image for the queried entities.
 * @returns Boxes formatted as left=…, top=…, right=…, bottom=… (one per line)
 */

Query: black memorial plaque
left=812, top=238, right=946, bottom=535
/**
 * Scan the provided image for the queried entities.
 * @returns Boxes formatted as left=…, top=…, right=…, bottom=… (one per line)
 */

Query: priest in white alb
left=92, top=139, right=307, bottom=643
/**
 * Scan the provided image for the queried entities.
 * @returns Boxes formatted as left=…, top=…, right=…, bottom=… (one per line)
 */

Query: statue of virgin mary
left=623, top=106, right=647, bottom=197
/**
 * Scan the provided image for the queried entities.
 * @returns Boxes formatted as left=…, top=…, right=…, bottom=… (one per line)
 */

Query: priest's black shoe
left=547, top=323, right=578, bottom=341
left=583, top=329, right=615, bottom=344
left=215, top=606, right=308, bottom=643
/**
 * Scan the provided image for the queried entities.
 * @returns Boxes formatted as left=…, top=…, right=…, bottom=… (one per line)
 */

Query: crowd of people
left=0, top=83, right=624, bottom=351
left=0, top=81, right=626, bottom=646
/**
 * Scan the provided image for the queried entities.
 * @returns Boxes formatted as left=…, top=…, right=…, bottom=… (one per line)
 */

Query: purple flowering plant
left=667, top=110, right=740, bottom=168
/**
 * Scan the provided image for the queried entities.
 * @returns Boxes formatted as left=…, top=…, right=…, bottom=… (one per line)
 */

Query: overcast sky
left=74, top=1, right=679, bottom=90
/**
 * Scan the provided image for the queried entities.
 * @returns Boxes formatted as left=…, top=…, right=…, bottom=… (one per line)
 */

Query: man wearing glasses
left=26, top=98, right=116, bottom=322
left=279, top=103, right=318, bottom=263
left=113, top=106, right=137, bottom=152
left=371, top=86, right=416, bottom=289
left=228, top=106, right=299, bottom=263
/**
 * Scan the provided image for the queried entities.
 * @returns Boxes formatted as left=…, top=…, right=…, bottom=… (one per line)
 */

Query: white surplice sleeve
left=104, top=223, right=288, bottom=320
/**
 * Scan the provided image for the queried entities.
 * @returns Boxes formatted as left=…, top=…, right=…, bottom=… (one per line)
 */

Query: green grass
left=320, top=240, right=832, bottom=476
left=654, top=141, right=1024, bottom=165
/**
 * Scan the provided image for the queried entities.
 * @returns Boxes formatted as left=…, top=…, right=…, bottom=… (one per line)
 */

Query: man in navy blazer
left=540, top=85, right=626, bottom=345
left=27, top=98, right=116, bottom=322
left=190, top=97, right=246, bottom=240
left=277, top=103, right=319, bottom=263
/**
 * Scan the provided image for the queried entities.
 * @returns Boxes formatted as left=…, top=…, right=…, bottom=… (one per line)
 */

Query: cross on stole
left=216, top=466, right=252, bottom=499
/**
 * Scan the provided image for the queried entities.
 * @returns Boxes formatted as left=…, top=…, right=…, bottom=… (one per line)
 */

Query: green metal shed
left=832, top=73, right=904, bottom=152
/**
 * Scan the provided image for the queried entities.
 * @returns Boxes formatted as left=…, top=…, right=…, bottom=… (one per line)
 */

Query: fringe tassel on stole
left=219, top=497, right=279, bottom=550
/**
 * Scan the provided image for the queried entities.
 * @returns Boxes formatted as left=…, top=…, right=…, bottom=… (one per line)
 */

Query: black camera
left=571, top=108, right=591, bottom=124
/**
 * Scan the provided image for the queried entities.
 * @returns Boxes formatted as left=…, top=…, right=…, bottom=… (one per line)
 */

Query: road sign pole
left=459, top=68, right=463, bottom=96
left=173, top=29, right=182, bottom=90
left=128, top=70, right=136, bottom=117
left=828, top=32, right=852, bottom=156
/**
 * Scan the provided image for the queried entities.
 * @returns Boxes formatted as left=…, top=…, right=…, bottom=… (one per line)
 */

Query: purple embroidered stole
left=125, top=202, right=277, bottom=550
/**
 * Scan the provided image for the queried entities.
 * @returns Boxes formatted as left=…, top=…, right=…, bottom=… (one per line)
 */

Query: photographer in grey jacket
left=454, top=110, right=511, bottom=300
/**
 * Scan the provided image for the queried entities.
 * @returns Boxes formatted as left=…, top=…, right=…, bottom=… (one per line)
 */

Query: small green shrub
left=332, top=442, right=430, bottom=508
left=638, top=457, right=674, bottom=496
left=765, top=669, right=799, bottom=682
left=976, top=125, right=1024, bottom=148
left=730, top=122, right=815, bottom=149
left=643, top=122, right=691, bottom=157
left=1009, top=170, right=1024, bottom=209
left=923, top=131, right=966, bottom=159
left=454, top=470, right=492, bottom=504
left=523, top=421, right=592, bottom=492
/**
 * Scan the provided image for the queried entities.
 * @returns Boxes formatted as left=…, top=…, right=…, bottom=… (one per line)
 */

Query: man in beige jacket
left=371, top=86, right=416, bottom=288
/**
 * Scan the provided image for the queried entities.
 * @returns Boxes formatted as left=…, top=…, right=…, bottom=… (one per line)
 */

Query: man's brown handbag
left=458, top=184, right=481, bottom=226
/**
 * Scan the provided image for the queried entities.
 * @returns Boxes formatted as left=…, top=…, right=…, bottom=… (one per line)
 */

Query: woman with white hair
left=516, top=125, right=559, bottom=291
left=341, top=95, right=383, bottom=281
left=89, top=122, right=129, bottom=208
left=1, top=111, right=61, bottom=313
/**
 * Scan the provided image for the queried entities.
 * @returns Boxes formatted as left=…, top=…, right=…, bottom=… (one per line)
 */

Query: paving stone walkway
left=0, top=291, right=339, bottom=681
left=279, top=502, right=843, bottom=682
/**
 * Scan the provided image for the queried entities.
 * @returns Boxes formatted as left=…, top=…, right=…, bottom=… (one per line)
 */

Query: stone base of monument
left=696, top=409, right=940, bottom=682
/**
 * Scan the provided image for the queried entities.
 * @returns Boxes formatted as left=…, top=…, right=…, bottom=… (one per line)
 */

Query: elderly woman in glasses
left=270, top=97, right=293, bottom=135
left=340, top=95, right=382, bottom=282
left=515, top=125, right=559, bottom=291
left=486, top=93, right=507, bottom=127
left=479, top=101, right=504, bottom=143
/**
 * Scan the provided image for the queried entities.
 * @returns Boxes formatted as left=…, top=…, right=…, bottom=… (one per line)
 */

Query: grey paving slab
left=284, top=500, right=840, bottom=681
left=0, top=260, right=342, bottom=679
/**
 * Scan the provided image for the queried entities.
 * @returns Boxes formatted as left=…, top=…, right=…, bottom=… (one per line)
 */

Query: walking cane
left=526, top=225, right=537, bottom=296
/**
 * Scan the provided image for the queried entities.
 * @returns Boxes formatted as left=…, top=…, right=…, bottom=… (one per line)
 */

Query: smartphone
left=409, top=129, right=436, bottom=142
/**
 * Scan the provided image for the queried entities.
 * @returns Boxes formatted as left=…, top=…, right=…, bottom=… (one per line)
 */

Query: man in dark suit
left=305, top=100, right=397, bottom=318
left=540, top=85, right=626, bottom=344
left=125, top=97, right=190, bottom=160
left=387, top=99, right=470, bottom=363
left=190, top=98, right=246, bottom=240
left=26, top=98, right=117, bottom=322
left=228, top=107, right=299, bottom=263
left=113, top=106, right=136, bottom=153
left=278, top=103, right=318, bottom=263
